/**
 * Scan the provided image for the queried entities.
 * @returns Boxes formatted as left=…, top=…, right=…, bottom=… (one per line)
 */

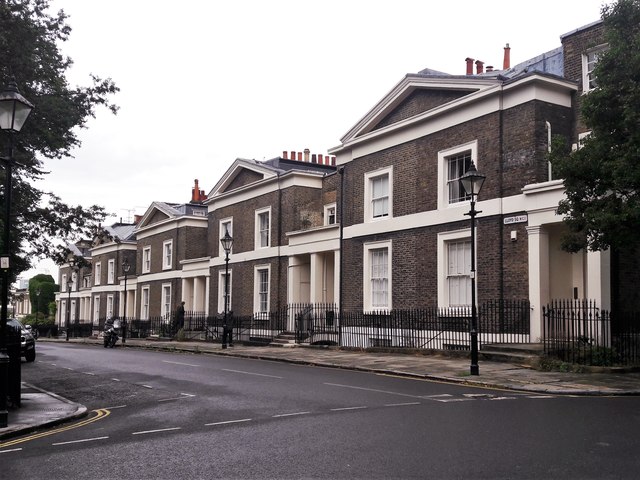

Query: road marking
left=104, top=404, right=127, bottom=410
left=140, top=384, right=153, bottom=389
left=526, top=395, right=556, bottom=399
left=384, top=402, right=421, bottom=407
left=83, top=372, right=96, bottom=376
left=158, top=393, right=196, bottom=403
left=222, top=368, right=283, bottom=379
left=489, top=397, right=517, bottom=401
left=162, top=360, right=200, bottom=367
left=63, top=367, right=74, bottom=371
left=330, top=406, right=368, bottom=411
left=0, top=409, right=111, bottom=449
left=273, top=411, right=311, bottom=418
left=132, top=427, right=181, bottom=436
left=112, top=378, right=121, bottom=382
left=324, top=383, right=420, bottom=399
left=52, top=436, right=109, bottom=446
left=0, top=448, right=22, bottom=454
left=205, top=418, right=252, bottom=426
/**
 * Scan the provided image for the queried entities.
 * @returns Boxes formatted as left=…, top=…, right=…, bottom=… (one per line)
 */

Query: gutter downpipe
left=338, top=166, right=345, bottom=346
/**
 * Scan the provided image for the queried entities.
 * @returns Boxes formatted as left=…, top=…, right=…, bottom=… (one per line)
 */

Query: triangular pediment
left=339, top=74, right=498, bottom=144
left=207, top=158, right=280, bottom=198
left=136, top=202, right=181, bottom=229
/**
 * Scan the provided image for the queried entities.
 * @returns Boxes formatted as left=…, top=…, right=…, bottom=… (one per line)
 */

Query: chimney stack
left=475, top=60, right=484, bottom=74
left=503, top=43, right=511, bottom=70
left=282, top=151, right=288, bottom=159
left=465, top=57, right=474, bottom=75
left=304, top=148, right=310, bottom=162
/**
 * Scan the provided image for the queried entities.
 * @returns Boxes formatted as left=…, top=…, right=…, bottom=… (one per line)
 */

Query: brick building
left=55, top=19, right=626, bottom=345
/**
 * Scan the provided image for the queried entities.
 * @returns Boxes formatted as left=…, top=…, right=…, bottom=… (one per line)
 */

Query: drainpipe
left=546, top=121, right=552, bottom=181
left=338, top=167, right=345, bottom=346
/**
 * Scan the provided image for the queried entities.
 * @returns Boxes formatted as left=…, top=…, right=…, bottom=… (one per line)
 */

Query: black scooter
left=103, top=319, right=120, bottom=348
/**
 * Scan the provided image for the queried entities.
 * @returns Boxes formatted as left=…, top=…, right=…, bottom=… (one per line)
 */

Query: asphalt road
left=2, top=342, right=639, bottom=479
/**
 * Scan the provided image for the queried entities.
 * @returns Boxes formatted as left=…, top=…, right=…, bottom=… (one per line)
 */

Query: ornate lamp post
left=35, top=287, right=41, bottom=333
left=0, top=78, right=33, bottom=427
left=460, top=161, right=486, bottom=376
left=220, top=230, right=233, bottom=349
left=122, top=258, right=130, bottom=344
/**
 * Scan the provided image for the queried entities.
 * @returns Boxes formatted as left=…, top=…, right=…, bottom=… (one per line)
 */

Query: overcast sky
left=27, top=0, right=607, bottom=280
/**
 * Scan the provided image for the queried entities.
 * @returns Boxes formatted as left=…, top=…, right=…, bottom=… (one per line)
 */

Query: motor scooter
left=103, top=319, right=120, bottom=348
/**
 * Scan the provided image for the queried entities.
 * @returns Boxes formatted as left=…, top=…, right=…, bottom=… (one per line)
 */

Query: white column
left=334, top=249, right=341, bottom=308
left=310, top=253, right=322, bottom=304
left=586, top=249, right=611, bottom=311
left=527, top=225, right=550, bottom=342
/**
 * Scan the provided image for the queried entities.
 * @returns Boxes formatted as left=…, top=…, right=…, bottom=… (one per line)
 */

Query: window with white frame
left=70, top=300, right=76, bottom=322
left=141, top=287, right=150, bottom=320
left=94, top=262, right=101, bottom=286
left=254, top=265, right=270, bottom=314
left=61, top=300, right=67, bottom=325
left=582, top=45, right=607, bottom=93
left=161, top=284, right=171, bottom=317
left=363, top=241, right=392, bottom=311
left=106, top=295, right=114, bottom=319
left=108, top=259, right=115, bottom=284
left=324, top=203, right=336, bottom=225
left=437, top=229, right=472, bottom=308
left=143, top=246, right=151, bottom=273
left=255, top=207, right=271, bottom=248
left=163, top=240, right=173, bottom=270
left=220, top=218, right=233, bottom=252
left=93, top=296, right=100, bottom=322
left=364, top=167, right=393, bottom=221
left=218, top=269, right=232, bottom=314
left=438, top=141, right=478, bottom=209
left=62, top=273, right=67, bottom=292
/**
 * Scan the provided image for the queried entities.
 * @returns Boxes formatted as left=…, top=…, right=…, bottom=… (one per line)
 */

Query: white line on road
left=132, top=427, right=181, bottom=436
left=162, top=360, right=200, bottom=367
left=0, top=448, right=22, bottom=454
left=52, top=436, right=109, bottom=446
left=62, top=367, right=74, bottom=371
left=158, top=394, right=196, bottom=402
left=205, top=418, right=252, bottom=426
left=222, top=368, right=283, bottom=379
left=272, top=411, right=311, bottom=418
left=384, top=402, right=421, bottom=407
left=140, top=384, right=153, bottom=389
left=526, top=395, right=556, bottom=399
left=111, top=378, right=121, bottom=382
left=324, top=382, right=420, bottom=399
left=330, top=406, right=368, bottom=411
left=83, top=372, right=96, bottom=376
left=104, top=405, right=127, bottom=410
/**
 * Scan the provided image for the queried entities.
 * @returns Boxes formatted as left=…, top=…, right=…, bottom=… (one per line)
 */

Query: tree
left=28, top=273, right=56, bottom=317
left=549, top=0, right=640, bottom=252
left=0, top=0, right=118, bottom=277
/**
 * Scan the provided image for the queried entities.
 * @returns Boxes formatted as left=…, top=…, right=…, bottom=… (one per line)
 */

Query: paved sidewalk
left=2, top=337, right=639, bottom=442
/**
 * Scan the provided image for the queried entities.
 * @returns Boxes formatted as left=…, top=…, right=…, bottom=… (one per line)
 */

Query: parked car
left=8, top=318, right=36, bottom=362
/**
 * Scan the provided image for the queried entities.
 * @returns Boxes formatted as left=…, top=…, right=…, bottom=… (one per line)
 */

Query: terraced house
left=55, top=18, right=637, bottom=360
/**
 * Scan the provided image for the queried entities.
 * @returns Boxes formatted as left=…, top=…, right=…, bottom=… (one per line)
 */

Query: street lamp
left=0, top=77, right=33, bottom=427
left=220, top=230, right=233, bottom=349
left=66, top=274, right=73, bottom=342
left=35, top=287, right=41, bottom=334
left=460, top=161, right=486, bottom=376
left=122, top=258, right=130, bottom=344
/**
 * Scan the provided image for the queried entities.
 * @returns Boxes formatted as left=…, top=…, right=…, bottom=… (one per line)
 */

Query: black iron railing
left=544, top=299, right=640, bottom=366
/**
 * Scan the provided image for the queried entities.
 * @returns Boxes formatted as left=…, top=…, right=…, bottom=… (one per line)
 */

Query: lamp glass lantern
left=0, top=79, right=34, bottom=133
left=460, top=161, right=486, bottom=200
left=220, top=230, right=233, bottom=255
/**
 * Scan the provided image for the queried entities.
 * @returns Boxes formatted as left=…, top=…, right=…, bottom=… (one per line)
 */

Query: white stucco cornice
left=207, top=170, right=325, bottom=212
left=135, top=216, right=207, bottom=239
left=206, top=158, right=280, bottom=200
left=91, top=241, right=137, bottom=257
left=329, top=73, right=576, bottom=163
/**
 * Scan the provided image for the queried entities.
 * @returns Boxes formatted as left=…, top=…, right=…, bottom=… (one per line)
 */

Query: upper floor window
left=438, top=141, right=478, bottom=209
left=220, top=218, right=233, bottom=254
left=94, top=262, right=101, bottom=286
left=143, top=246, right=151, bottom=273
left=582, top=45, right=607, bottom=93
left=255, top=207, right=271, bottom=249
left=324, top=204, right=336, bottom=226
left=107, top=259, right=115, bottom=284
left=163, top=240, right=173, bottom=270
left=365, top=167, right=393, bottom=221
left=363, top=241, right=392, bottom=311
left=62, top=273, right=68, bottom=292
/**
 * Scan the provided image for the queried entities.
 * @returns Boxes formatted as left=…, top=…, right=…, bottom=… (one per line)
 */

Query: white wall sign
left=503, top=215, right=528, bottom=225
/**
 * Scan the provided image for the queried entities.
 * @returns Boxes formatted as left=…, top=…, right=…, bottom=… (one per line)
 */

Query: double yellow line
left=0, top=408, right=110, bottom=449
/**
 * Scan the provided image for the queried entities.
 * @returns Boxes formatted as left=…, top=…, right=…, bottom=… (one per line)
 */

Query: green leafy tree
left=550, top=0, right=640, bottom=252
left=28, top=273, right=56, bottom=318
left=0, top=0, right=118, bottom=276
